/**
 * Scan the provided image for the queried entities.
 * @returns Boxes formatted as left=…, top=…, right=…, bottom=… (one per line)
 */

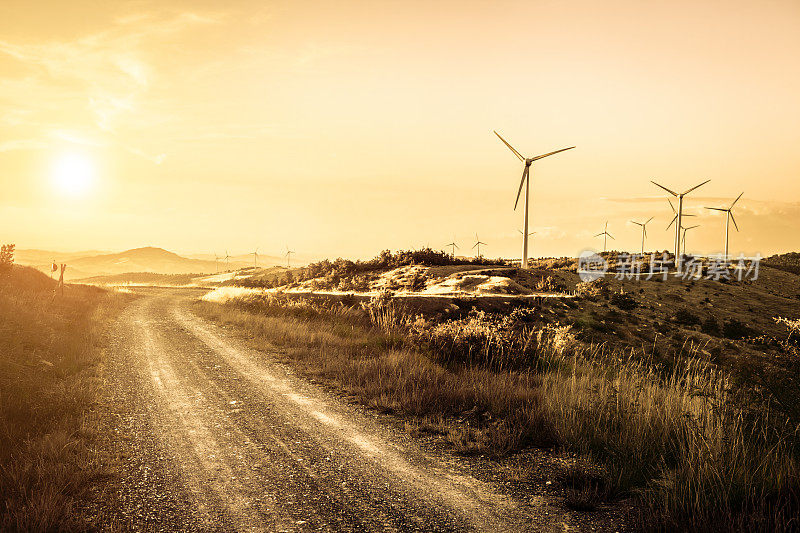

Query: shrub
left=701, top=316, right=720, bottom=336
left=722, top=318, right=754, bottom=339
left=610, top=289, right=637, bottom=310
left=674, top=308, right=700, bottom=326
left=574, top=279, right=608, bottom=300
left=0, top=244, right=14, bottom=273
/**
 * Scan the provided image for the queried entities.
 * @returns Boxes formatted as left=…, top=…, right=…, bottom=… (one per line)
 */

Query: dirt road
left=94, top=288, right=596, bottom=531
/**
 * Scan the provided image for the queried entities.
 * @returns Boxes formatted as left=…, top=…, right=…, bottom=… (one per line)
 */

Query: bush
left=674, top=308, right=700, bottom=326
left=574, top=279, right=608, bottom=300
left=0, top=244, right=14, bottom=273
left=722, top=318, right=754, bottom=340
left=610, top=290, right=637, bottom=310
left=701, top=316, right=720, bottom=336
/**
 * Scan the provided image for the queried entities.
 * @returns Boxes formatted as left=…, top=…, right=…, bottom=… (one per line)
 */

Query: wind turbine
left=224, top=250, right=230, bottom=271
left=706, top=192, right=743, bottom=262
left=494, top=131, right=574, bottom=269
left=681, top=225, right=700, bottom=256
left=251, top=247, right=259, bottom=269
left=631, top=217, right=653, bottom=255
left=445, top=238, right=459, bottom=257
left=214, top=253, right=220, bottom=273
left=472, top=233, right=486, bottom=259
left=651, top=179, right=709, bottom=273
left=594, top=221, right=614, bottom=253
left=285, top=247, right=295, bottom=268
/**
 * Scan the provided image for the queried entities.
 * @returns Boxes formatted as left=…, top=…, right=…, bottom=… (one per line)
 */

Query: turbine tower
left=631, top=217, right=653, bottom=255
left=705, top=192, right=743, bottom=262
left=494, top=131, right=574, bottom=269
left=224, top=250, right=230, bottom=271
left=652, top=179, right=709, bottom=273
left=251, top=247, right=259, bottom=269
left=681, top=225, right=699, bottom=256
left=594, top=221, right=614, bottom=253
left=472, top=233, right=486, bottom=259
left=285, top=247, right=295, bottom=268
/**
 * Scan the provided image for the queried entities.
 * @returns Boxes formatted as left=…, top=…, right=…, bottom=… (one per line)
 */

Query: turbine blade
left=594, top=232, right=604, bottom=237
left=730, top=212, right=740, bottom=231
left=493, top=130, right=524, bottom=161
left=668, top=198, right=677, bottom=214
left=631, top=221, right=643, bottom=227
left=652, top=181, right=678, bottom=197
left=514, top=165, right=528, bottom=210
left=607, top=233, right=615, bottom=240
left=685, top=225, right=699, bottom=230
left=472, top=243, right=478, bottom=249
left=666, top=215, right=677, bottom=230
left=530, top=146, right=575, bottom=161
left=730, top=191, right=744, bottom=208
left=706, top=207, right=727, bottom=212
left=646, top=216, right=653, bottom=224
left=682, top=179, right=710, bottom=195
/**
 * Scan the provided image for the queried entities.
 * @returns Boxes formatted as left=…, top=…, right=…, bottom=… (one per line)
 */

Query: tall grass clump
left=0, top=264, right=121, bottom=530
left=538, top=327, right=799, bottom=530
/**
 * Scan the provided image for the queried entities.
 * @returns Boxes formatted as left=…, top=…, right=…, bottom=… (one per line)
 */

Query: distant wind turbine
left=706, top=192, right=743, bottom=262
left=445, top=238, right=459, bottom=257
left=472, top=234, right=486, bottom=259
left=285, top=247, right=295, bottom=268
left=594, top=221, right=614, bottom=253
left=251, top=247, right=259, bottom=269
left=224, top=250, right=230, bottom=271
left=681, top=225, right=700, bottom=256
left=214, top=253, right=220, bottom=273
left=631, top=217, right=654, bottom=255
left=494, top=130, right=574, bottom=269
left=651, top=179, right=709, bottom=273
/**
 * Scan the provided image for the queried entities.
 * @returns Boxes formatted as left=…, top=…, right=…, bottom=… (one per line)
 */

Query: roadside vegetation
left=0, top=245, right=122, bottom=531
left=197, top=273, right=800, bottom=531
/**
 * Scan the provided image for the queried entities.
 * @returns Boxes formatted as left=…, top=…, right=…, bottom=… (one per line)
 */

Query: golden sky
left=2, top=0, right=799, bottom=260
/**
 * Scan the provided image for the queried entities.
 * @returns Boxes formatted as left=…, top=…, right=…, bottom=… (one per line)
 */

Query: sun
left=52, top=152, right=94, bottom=196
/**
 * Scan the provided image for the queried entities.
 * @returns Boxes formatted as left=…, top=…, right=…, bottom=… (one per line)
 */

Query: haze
left=2, top=0, right=799, bottom=260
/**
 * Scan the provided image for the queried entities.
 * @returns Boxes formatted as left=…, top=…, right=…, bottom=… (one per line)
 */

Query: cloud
left=0, top=10, right=218, bottom=141
left=0, top=139, right=48, bottom=152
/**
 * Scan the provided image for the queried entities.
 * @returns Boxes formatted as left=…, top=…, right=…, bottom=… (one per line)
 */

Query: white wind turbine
left=472, top=234, right=486, bottom=259
left=445, top=238, right=459, bottom=257
left=651, top=179, right=709, bottom=273
left=594, top=221, right=614, bottom=253
left=494, top=131, right=574, bottom=269
left=224, top=250, right=230, bottom=271
left=251, top=247, right=259, bottom=269
left=705, top=192, right=743, bottom=262
left=681, top=225, right=700, bottom=256
left=631, top=217, right=653, bottom=255
left=285, top=247, right=295, bottom=268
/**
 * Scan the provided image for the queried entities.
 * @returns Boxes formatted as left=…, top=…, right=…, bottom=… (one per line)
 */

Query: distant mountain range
left=15, top=247, right=272, bottom=280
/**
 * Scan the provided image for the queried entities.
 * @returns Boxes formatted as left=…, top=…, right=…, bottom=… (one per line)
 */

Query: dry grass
left=197, top=290, right=800, bottom=531
left=0, top=266, right=121, bottom=531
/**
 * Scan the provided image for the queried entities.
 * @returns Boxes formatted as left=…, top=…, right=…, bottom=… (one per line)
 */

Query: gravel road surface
left=95, top=287, right=607, bottom=532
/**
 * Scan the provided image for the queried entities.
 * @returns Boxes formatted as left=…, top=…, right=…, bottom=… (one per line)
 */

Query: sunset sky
left=2, top=0, right=799, bottom=261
